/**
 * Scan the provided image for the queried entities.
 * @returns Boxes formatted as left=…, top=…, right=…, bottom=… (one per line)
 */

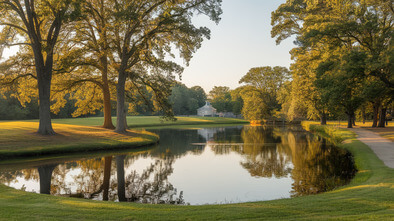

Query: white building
left=197, top=102, right=217, bottom=117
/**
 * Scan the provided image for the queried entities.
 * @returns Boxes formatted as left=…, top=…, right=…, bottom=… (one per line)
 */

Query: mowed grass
left=50, top=116, right=249, bottom=128
left=0, top=121, right=393, bottom=220
left=0, top=116, right=247, bottom=159
left=312, top=120, right=394, bottom=142
left=0, top=121, right=158, bottom=159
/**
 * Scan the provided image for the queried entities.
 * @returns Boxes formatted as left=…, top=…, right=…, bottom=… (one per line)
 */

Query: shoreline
left=0, top=120, right=393, bottom=220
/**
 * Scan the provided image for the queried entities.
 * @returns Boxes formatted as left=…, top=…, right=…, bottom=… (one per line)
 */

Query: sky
left=1, top=0, right=295, bottom=94
left=179, top=0, right=295, bottom=93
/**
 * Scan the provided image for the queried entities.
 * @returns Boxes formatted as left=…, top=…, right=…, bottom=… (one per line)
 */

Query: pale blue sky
left=180, top=0, right=294, bottom=93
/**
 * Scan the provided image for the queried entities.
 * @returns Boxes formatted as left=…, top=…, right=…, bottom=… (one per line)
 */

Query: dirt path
left=349, top=128, right=394, bottom=169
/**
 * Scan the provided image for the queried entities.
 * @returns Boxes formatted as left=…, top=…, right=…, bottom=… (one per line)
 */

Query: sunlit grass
left=50, top=116, right=248, bottom=127
left=0, top=121, right=158, bottom=159
left=0, top=116, right=247, bottom=159
left=302, top=120, right=394, bottom=142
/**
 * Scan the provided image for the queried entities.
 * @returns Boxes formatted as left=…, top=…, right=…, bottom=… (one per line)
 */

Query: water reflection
left=0, top=126, right=355, bottom=204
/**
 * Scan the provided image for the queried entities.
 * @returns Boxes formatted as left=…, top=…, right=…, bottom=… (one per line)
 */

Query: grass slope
left=51, top=116, right=249, bottom=128
left=0, top=121, right=393, bottom=220
left=0, top=121, right=158, bottom=160
left=0, top=116, right=247, bottom=159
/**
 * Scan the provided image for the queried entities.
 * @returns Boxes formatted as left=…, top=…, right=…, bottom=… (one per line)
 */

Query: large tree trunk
left=38, top=164, right=57, bottom=194
left=101, top=57, right=115, bottom=129
left=346, top=113, right=353, bottom=128
left=116, top=155, right=126, bottom=202
left=372, top=102, right=380, bottom=127
left=36, top=67, right=55, bottom=135
left=378, top=107, right=387, bottom=128
left=103, top=156, right=112, bottom=201
left=115, top=71, right=128, bottom=133
left=320, top=111, right=327, bottom=125
left=352, top=113, right=356, bottom=126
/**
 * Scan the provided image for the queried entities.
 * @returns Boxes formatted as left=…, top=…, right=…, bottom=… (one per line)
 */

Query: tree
left=111, top=0, right=222, bottom=133
left=241, top=88, right=268, bottom=122
left=169, top=83, right=207, bottom=115
left=316, top=49, right=366, bottom=128
left=53, top=0, right=117, bottom=129
left=208, top=86, right=232, bottom=112
left=271, top=0, right=393, bottom=126
left=0, top=0, right=82, bottom=135
left=239, top=66, right=290, bottom=120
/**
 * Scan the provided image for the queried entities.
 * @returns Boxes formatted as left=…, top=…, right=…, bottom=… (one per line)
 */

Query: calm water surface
left=0, top=126, right=356, bottom=205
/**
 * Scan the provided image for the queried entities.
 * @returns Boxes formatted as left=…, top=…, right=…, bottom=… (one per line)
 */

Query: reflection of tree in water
left=148, top=129, right=207, bottom=157
left=209, top=126, right=293, bottom=178
left=121, top=155, right=185, bottom=204
left=284, top=130, right=356, bottom=197
left=13, top=154, right=186, bottom=204
left=0, top=126, right=356, bottom=201
left=0, top=170, right=28, bottom=192
left=0, top=169, right=32, bottom=186
left=239, top=126, right=292, bottom=178
left=211, top=127, right=243, bottom=144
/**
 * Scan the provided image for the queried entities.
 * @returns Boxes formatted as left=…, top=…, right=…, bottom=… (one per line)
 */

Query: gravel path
left=349, top=128, right=394, bottom=169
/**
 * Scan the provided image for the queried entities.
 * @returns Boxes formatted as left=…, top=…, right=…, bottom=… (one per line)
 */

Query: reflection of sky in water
left=1, top=126, right=355, bottom=205
left=170, top=147, right=292, bottom=204
left=6, top=146, right=292, bottom=204
left=10, top=178, right=39, bottom=193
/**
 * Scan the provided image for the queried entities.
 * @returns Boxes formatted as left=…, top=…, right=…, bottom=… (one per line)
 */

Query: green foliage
left=239, top=66, right=290, bottom=120
left=169, top=83, right=207, bottom=115
left=271, top=0, right=393, bottom=124
left=208, top=86, right=233, bottom=112
left=315, top=48, right=366, bottom=120
left=241, top=89, right=268, bottom=121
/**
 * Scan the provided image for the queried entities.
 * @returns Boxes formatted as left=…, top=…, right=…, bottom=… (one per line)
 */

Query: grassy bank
left=303, top=120, right=394, bottom=142
left=53, top=116, right=249, bottom=128
left=0, top=121, right=393, bottom=220
left=0, top=121, right=158, bottom=160
left=0, top=116, right=247, bottom=159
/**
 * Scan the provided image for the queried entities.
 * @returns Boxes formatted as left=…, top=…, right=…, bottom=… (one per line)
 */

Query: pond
left=0, top=125, right=356, bottom=205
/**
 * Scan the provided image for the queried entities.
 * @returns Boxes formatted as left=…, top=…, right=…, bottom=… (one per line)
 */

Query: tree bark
left=100, top=57, right=115, bottom=129
left=352, top=113, right=356, bottom=126
left=116, top=155, right=126, bottom=202
left=37, top=73, right=55, bottom=135
left=103, top=156, right=112, bottom=201
left=378, top=107, right=387, bottom=128
left=320, top=111, right=327, bottom=125
left=372, top=102, right=380, bottom=127
left=115, top=70, right=128, bottom=133
left=34, top=51, right=56, bottom=135
left=38, top=164, right=57, bottom=194
left=347, top=113, right=353, bottom=128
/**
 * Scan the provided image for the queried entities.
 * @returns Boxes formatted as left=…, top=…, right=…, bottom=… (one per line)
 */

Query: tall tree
left=0, top=0, right=82, bottom=135
left=54, top=0, right=117, bottom=129
left=169, top=83, right=206, bottom=115
left=110, top=0, right=222, bottom=133
left=271, top=0, right=393, bottom=126
left=239, top=66, right=290, bottom=119
left=316, top=49, right=366, bottom=128
left=208, top=86, right=232, bottom=112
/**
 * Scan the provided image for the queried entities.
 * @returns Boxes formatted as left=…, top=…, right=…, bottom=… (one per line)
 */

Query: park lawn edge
left=0, top=121, right=393, bottom=220
left=0, top=117, right=248, bottom=160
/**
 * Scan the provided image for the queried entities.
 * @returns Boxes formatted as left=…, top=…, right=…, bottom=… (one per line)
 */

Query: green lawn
left=0, top=119, right=393, bottom=220
left=0, top=116, right=247, bottom=159
left=51, top=116, right=249, bottom=128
